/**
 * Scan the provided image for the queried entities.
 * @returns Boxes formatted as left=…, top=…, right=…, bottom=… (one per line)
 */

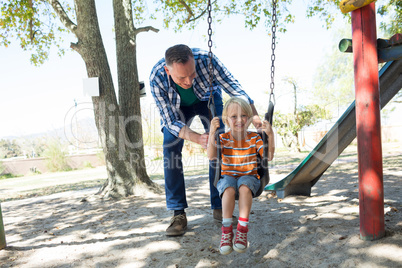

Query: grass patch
left=0, top=173, right=22, bottom=180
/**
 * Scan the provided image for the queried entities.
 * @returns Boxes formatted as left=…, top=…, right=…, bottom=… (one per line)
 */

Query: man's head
left=164, top=44, right=196, bottom=89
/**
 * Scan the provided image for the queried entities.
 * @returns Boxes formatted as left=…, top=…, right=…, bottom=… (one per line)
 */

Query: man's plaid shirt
left=149, top=48, right=254, bottom=137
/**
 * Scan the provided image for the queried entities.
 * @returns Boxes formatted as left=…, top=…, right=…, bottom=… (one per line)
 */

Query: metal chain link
left=207, top=0, right=214, bottom=105
left=270, top=0, right=277, bottom=101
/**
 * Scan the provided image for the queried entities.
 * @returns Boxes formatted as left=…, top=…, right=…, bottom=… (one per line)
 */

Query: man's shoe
left=213, top=209, right=238, bottom=225
left=233, top=223, right=248, bottom=253
left=219, top=225, right=233, bottom=255
left=166, top=213, right=187, bottom=236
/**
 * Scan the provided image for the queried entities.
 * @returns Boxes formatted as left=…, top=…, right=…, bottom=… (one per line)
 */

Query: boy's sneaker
left=219, top=225, right=233, bottom=255
left=233, top=224, right=248, bottom=253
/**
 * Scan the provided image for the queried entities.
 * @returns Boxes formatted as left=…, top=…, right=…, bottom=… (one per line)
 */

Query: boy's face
left=225, top=103, right=251, bottom=133
left=164, top=58, right=196, bottom=89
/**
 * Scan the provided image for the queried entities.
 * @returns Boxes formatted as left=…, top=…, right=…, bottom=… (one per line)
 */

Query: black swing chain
left=270, top=0, right=277, bottom=104
left=207, top=0, right=215, bottom=112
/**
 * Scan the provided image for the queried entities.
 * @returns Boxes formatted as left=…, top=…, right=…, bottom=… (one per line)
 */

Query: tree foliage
left=0, top=0, right=73, bottom=65
left=156, top=0, right=401, bottom=37
left=274, top=78, right=329, bottom=152
left=306, top=0, right=402, bottom=36
left=0, top=139, right=23, bottom=159
left=43, top=138, right=72, bottom=172
left=274, top=104, right=327, bottom=152
left=378, top=0, right=402, bottom=35
left=1, top=1, right=399, bottom=66
left=155, top=0, right=295, bottom=33
left=312, top=26, right=355, bottom=117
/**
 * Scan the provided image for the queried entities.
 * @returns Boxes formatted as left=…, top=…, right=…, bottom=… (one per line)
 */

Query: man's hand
left=179, top=126, right=209, bottom=149
left=262, top=120, right=273, bottom=136
left=252, top=115, right=263, bottom=130
left=179, top=126, right=208, bottom=148
left=250, top=104, right=262, bottom=130
left=197, top=133, right=209, bottom=149
left=262, top=120, right=275, bottom=161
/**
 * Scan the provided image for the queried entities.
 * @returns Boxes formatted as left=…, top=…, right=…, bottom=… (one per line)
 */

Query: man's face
left=164, top=57, right=196, bottom=89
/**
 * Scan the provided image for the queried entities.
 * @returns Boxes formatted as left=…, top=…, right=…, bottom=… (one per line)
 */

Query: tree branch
left=134, top=26, right=159, bottom=35
left=187, top=9, right=207, bottom=23
left=187, top=0, right=218, bottom=23
left=178, top=0, right=194, bottom=22
left=47, top=0, right=77, bottom=34
left=29, top=0, right=34, bottom=41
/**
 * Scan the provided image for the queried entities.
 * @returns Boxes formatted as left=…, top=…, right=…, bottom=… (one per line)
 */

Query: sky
left=0, top=1, right=398, bottom=139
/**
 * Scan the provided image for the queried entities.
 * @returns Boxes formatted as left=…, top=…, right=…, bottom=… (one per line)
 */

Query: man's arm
left=150, top=66, right=186, bottom=137
left=208, top=53, right=262, bottom=129
left=179, top=126, right=209, bottom=149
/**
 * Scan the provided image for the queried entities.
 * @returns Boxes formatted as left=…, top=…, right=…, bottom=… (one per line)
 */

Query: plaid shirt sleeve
left=149, top=59, right=185, bottom=137
left=192, top=48, right=254, bottom=104
left=149, top=49, right=254, bottom=138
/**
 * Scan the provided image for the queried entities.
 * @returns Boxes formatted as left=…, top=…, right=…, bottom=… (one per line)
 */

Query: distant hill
left=2, top=116, right=99, bottom=145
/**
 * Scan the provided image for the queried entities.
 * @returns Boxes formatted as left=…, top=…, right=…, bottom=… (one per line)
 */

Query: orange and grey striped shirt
left=219, top=131, right=263, bottom=179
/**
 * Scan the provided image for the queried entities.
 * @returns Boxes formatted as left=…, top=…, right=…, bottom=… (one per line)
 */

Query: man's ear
left=164, top=66, right=170, bottom=76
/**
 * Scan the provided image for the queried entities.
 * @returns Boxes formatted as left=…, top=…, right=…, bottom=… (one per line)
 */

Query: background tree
left=156, top=1, right=401, bottom=34
left=306, top=0, right=401, bottom=34
left=312, top=26, right=355, bottom=118
left=156, top=0, right=295, bottom=33
left=313, top=22, right=401, bottom=119
left=0, top=0, right=160, bottom=198
left=43, top=138, right=72, bottom=172
left=274, top=77, right=328, bottom=152
left=0, top=139, right=23, bottom=159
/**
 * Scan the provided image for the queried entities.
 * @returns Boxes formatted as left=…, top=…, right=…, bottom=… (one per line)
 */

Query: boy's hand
left=210, top=117, right=220, bottom=135
left=207, top=117, right=220, bottom=160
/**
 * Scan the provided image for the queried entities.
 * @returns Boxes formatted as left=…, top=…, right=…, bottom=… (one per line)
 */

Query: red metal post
left=351, top=3, right=385, bottom=241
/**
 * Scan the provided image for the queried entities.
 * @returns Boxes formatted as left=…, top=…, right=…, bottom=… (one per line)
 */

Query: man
left=150, top=44, right=261, bottom=236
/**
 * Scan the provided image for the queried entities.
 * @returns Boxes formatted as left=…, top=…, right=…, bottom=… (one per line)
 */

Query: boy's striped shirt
left=219, top=131, right=263, bottom=179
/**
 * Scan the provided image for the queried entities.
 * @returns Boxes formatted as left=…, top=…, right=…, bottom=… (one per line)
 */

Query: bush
left=0, top=173, right=22, bottom=180
left=96, top=150, right=106, bottom=165
left=43, top=139, right=72, bottom=172
left=82, top=161, right=94, bottom=169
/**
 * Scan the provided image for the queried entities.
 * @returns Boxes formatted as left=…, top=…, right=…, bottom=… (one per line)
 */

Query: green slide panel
left=265, top=60, right=402, bottom=198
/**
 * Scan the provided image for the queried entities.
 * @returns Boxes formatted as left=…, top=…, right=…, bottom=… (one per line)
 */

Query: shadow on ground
left=0, top=155, right=401, bottom=267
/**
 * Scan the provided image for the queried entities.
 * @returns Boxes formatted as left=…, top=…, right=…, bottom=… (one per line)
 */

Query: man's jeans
left=163, top=92, right=224, bottom=211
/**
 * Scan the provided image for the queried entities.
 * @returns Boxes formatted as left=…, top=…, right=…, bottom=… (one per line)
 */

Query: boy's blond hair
left=222, top=97, right=253, bottom=127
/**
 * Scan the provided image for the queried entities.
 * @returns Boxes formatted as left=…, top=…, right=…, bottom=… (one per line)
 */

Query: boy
left=207, top=97, right=275, bottom=255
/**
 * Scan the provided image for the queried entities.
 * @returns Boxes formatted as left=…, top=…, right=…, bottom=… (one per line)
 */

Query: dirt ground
left=0, top=145, right=401, bottom=267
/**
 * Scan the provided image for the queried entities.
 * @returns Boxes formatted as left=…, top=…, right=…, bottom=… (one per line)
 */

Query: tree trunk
left=112, top=0, right=154, bottom=188
left=71, top=0, right=159, bottom=198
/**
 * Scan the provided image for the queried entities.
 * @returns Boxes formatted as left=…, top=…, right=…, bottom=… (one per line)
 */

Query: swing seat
left=209, top=100, right=274, bottom=200
left=212, top=131, right=271, bottom=199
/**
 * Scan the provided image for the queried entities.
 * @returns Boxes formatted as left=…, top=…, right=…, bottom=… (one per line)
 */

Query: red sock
left=238, top=217, right=249, bottom=227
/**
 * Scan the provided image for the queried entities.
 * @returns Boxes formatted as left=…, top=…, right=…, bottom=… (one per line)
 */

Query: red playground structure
left=344, top=0, right=384, bottom=241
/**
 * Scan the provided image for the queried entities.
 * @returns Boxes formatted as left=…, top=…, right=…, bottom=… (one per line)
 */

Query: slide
left=265, top=59, right=402, bottom=198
